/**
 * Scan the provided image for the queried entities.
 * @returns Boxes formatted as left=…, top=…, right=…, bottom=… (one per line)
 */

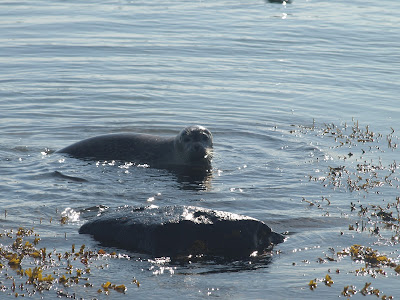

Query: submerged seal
left=79, top=205, right=284, bottom=258
left=57, top=125, right=213, bottom=170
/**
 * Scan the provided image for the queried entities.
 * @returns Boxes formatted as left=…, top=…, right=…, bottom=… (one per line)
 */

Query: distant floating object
left=267, top=0, right=292, bottom=4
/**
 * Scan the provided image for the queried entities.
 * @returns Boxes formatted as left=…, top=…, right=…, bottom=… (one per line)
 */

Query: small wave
left=61, top=207, right=81, bottom=223
left=52, top=170, right=88, bottom=182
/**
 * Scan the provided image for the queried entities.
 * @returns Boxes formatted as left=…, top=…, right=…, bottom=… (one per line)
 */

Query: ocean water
left=1, top=0, right=399, bottom=298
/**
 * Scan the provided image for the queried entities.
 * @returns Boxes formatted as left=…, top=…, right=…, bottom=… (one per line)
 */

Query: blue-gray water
left=1, top=0, right=399, bottom=298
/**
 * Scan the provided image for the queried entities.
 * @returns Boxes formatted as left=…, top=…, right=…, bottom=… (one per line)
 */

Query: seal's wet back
left=79, top=205, right=284, bottom=258
left=57, top=125, right=213, bottom=170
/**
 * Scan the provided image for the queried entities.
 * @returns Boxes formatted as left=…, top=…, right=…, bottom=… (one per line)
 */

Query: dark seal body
left=79, top=205, right=284, bottom=258
left=57, top=125, right=213, bottom=170
left=58, top=133, right=174, bottom=166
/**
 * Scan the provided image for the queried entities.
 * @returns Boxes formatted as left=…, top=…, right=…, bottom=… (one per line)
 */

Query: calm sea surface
left=1, top=0, right=399, bottom=298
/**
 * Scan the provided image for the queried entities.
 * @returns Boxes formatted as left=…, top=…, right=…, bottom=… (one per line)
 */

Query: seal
left=57, top=125, right=213, bottom=170
left=79, top=205, right=284, bottom=258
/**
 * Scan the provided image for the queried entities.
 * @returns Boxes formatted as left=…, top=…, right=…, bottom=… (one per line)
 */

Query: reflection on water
left=174, top=168, right=213, bottom=191
left=173, top=254, right=274, bottom=275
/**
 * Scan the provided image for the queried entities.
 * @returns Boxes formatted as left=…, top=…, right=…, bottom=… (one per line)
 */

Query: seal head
left=174, top=125, right=213, bottom=168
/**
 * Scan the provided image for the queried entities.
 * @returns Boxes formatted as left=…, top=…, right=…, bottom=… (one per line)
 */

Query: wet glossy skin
left=57, top=125, right=213, bottom=170
left=175, top=125, right=213, bottom=166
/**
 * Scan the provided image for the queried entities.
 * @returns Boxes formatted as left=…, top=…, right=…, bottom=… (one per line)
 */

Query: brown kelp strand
left=0, top=227, right=139, bottom=297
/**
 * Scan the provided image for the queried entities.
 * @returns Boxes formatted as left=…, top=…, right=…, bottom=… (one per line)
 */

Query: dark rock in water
left=79, top=205, right=284, bottom=258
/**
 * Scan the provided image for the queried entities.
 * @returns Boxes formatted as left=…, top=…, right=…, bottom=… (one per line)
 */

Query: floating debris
left=324, top=274, right=333, bottom=287
left=295, top=120, right=399, bottom=192
left=0, top=227, right=137, bottom=297
left=308, top=279, right=317, bottom=290
left=297, top=120, right=399, bottom=298
left=100, top=281, right=127, bottom=294
left=337, top=244, right=396, bottom=268
left=341, top=285, right=356, bottom=297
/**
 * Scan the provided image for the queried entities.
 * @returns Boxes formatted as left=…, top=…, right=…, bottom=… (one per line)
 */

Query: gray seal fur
left=57, top=125, right=213, bottom=170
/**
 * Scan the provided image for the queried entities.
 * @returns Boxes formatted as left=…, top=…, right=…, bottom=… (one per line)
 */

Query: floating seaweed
left=295, top=120, right=399, bottom=193
left=0, top=226, right=139, bottom=297
left=297, top=120, right=399, bottom=298
left=337, top=244, right=396, bottom=268
left=99, top=281, right=127, bottom=294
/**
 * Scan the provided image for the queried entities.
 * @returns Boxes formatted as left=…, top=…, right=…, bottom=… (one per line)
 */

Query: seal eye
left=183, top=137, right=191, bottom=143
left=202, top=135, right=209, bottom=142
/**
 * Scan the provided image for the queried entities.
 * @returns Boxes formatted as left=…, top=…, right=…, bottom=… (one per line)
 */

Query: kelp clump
left=0, top=227, right=138, bottom=298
